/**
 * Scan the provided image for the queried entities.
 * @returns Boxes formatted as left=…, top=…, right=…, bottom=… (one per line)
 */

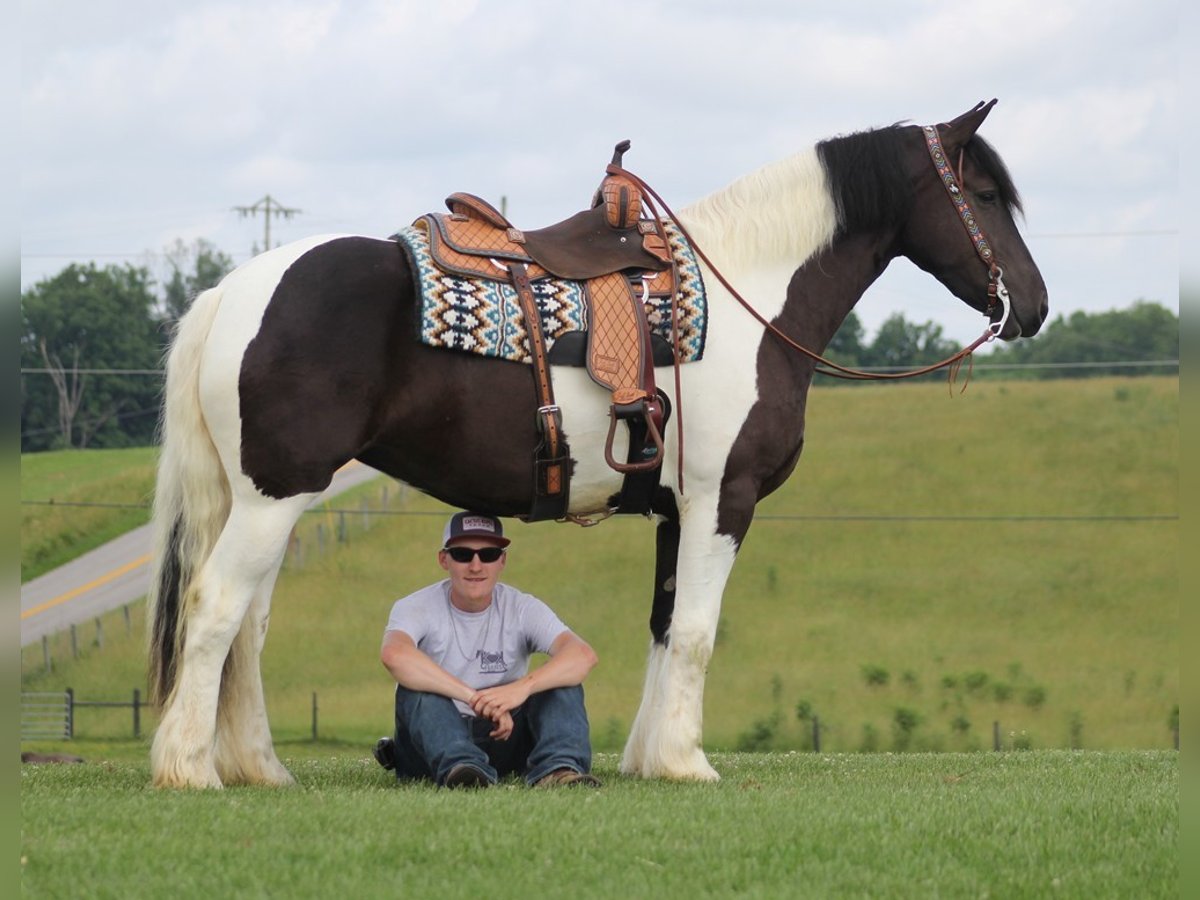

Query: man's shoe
left=534, top=768, right=602, bottom=788
left=444, top=763, right=491, bottom=789
left=373, top=737, right=395, bottom=771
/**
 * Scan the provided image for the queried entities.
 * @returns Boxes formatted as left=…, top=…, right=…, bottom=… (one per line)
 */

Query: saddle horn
left=611, top=140, right=632, bottom=167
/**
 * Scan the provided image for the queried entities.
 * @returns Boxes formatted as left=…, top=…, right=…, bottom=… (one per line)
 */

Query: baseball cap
left=441, top=511, right=510, bottom=548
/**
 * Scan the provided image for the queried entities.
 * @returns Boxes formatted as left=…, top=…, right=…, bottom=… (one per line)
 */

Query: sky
left=20, top=0, right=1178, bottom=347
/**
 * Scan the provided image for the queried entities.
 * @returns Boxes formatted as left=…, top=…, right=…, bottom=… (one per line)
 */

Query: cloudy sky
left=21, top=0, right=1177, bottom=346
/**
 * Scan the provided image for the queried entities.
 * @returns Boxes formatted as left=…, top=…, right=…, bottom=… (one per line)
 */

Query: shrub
left=862, top=664, right=890, bottom=687
left=963, top=671, right=990, bottom=693
left=1023, top=686, right=1047, bottom=710
left=892, top=707, right=922, bottom=750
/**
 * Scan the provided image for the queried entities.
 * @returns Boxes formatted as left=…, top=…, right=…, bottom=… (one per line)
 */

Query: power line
left=18, top=227, right=1179, bottom=261
left=18, top=499, right=1177, bottom=523
left=233, top=194, right=302, bottom=252
left=18, top=360, right=1182, bottom=378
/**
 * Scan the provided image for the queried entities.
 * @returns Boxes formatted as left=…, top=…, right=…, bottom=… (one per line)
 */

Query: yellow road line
left=21, top=554, right=152, bottom=621
left=21, top=460, right=364, bottom=624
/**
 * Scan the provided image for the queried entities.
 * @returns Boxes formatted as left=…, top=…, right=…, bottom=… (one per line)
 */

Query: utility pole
left=233, top=194, right=302, bottom=254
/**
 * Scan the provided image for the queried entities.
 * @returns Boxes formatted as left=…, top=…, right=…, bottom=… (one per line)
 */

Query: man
left=374, top=511, right=601, bottom=788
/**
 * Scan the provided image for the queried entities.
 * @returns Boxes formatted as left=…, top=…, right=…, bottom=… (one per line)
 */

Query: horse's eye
left=976, top=190, right=999, bottom=204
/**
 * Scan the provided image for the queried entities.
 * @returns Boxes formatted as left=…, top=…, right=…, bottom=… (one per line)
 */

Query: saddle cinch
left=411, top=141, right=684, bottom=522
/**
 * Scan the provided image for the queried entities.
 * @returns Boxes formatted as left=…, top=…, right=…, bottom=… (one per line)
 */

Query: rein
left=587, top=125, right=1010, bottom=505
left=610, top=122, right=1010, bottom=384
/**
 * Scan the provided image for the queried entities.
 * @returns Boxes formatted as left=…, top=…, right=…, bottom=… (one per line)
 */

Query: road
left=20, top=463, right=386, bottom=647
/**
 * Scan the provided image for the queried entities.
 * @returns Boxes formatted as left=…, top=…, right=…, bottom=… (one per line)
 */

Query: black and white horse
left=147, top=101, right=1047, bottom=788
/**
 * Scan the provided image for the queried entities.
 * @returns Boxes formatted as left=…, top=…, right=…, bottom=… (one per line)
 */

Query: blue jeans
left=391, top=684, right=593, bottom=786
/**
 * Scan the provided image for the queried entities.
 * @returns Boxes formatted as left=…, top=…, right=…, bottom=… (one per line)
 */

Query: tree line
left=20, top=240, right=233, bottom=452
left=819, top=301, right=1177, bottom=383
left=20, top=241, right=1178, bottom=451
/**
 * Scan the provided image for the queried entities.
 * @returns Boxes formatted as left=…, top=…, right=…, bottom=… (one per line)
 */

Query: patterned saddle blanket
left=393, top=217, right=707, bottom=367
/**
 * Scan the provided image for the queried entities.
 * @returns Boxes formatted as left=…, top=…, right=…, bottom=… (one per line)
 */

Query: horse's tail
left=147, top=286, right=232, bottom=709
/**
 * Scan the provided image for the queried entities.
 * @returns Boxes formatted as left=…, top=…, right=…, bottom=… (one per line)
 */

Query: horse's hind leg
left=151, top=493, right=311, bottom=788
left=213, top=559, right=293, bottom=786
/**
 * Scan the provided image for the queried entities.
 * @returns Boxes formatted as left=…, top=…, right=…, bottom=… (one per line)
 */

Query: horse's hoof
left=619, top=748, right=720, bottom=782
left=152, top=765, right=224, bottom=790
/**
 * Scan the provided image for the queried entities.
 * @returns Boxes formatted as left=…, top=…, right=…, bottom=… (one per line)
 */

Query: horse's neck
left=678, top=147, right=838, bottom=277
left=679, top=145, right=897, bottom=353
left=785, top=232, right=899, bottom=354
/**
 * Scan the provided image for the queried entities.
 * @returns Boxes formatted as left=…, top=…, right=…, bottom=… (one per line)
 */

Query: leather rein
left=570, top=126, right=1011, bottom=511
left=611, top=122, right=1012, bottom=385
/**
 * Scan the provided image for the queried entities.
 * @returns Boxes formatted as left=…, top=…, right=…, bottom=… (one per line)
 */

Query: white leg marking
left=622, top=508, right=737, bottom=781
left=151, top=493, right=311, bottom=788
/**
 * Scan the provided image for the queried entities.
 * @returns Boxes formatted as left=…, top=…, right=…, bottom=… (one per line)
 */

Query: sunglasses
left=443, top=546, right=505, bottom=564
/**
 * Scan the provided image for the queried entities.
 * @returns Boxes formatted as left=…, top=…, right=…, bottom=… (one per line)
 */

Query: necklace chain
left=447, top=593, right=495, bottom=662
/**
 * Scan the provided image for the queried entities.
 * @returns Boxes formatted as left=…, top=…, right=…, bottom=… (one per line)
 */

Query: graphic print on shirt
left=478, top=649, right=508, bottom=674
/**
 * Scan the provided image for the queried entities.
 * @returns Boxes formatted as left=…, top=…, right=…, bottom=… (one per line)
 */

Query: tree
left=985, top=300, right=1178, bottom=379
left=21, top=263, right=163, bottom=450
left=862, top=313, right=959, bottom=370
left=825, top=310, right=866, bottom=367
left=161, top=238, right=235, bottom=323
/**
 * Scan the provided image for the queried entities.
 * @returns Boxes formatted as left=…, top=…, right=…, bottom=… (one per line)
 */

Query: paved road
left=20, top=463, right=386, bottom=647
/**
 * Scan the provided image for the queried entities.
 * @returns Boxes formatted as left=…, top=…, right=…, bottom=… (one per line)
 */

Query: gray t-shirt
left=384, top=580, right=569, bottom=715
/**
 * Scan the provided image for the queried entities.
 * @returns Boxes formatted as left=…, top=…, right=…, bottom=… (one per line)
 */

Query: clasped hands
left=468, top=679, right=532, bottom=741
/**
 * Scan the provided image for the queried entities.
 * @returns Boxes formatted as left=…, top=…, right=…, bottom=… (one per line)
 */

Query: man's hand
left=470, top=678, right=532, bottom=723
left=488, top=710, right=514, bottom=741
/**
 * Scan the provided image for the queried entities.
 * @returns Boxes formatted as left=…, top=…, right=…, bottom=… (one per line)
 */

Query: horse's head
left=899, top=100, right=1048, bottom=340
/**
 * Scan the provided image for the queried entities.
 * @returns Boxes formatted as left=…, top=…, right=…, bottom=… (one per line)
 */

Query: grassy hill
left=20, top=377, right=1178, bottom=755
left=20, top=447, right=158, bottom=581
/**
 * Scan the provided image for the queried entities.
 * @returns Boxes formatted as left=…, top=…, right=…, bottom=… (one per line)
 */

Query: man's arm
left=380, top=630, right=477, bottom=706
left=470, top=631, right=597, bottom=721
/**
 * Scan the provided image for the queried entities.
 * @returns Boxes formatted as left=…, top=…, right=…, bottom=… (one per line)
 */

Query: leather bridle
left=921, top=124, right=1012, bottom=341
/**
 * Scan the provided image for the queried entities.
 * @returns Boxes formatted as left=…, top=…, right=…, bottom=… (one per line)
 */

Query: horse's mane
left=678, top=149, right=838, bottom=271
left=817, top=124, right=1023, bottom=237
left=677, top=123, right=1022, bottom=271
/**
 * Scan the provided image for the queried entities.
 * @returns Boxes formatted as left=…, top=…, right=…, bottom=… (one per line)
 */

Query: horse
left=147, top=100, right=1047, bottom=788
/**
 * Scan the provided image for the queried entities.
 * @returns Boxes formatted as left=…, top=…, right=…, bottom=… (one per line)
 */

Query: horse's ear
left=939, top=99, right=998, bottom=148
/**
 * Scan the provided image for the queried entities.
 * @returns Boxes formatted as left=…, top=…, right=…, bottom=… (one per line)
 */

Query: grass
left=20, top=750, right=1178, bottom=898
left=20, top=377, right=1177, bottom=754
left=20, top=447, right=158, bottom=581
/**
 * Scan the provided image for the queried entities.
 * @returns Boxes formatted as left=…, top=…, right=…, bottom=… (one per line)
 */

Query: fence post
left=66, top=687, right=75, bottom=739
left=42, top=635, right=51, bottom=673
left=361, top=497, right=369, bottom=531
left=132, top=688, right=141, bottom=738
left=812, top=715, right=821, bottom=753
left=95, top=617, right=104, bottom=649
left=993, top=721, right=1001, bottom=751
left=70, top=624, right=78, bottom=659
left=316, top=523, right=325, bottom=556
left=311, top=691, right=318, bottom=741
left=337, top=510, right=347, bottom=543
left=123, top=604, right=132, bottom=635
left=381, top=484, right=389, bottom=508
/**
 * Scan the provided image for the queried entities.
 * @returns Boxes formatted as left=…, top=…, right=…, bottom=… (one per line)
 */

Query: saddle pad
left=394, top=218, right=707, bottom=365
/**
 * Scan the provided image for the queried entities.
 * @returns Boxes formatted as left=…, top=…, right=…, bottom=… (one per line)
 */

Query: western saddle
left=410, top=141, right=682, bottom=521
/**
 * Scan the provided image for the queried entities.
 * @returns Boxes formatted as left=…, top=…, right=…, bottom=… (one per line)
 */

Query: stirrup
left=604, top=398, right=664, bottom=474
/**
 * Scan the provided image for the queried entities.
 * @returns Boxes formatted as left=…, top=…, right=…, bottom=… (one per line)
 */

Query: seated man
left=374, top=511, right=601, bottom=788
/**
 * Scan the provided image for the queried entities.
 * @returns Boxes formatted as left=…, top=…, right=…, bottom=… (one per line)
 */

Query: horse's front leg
left=621, top=508, right=741, bottom=781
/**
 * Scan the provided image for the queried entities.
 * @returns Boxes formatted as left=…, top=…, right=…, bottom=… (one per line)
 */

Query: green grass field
left=19, top=376, right=1180, bottom=897
left=21, top=377, right=1178, bottom=755
left=20, top=751, right=1177, bottom=898
left=20, top=446, right=158, bottom=581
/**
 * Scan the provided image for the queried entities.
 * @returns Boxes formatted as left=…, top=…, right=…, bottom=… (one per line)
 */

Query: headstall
left=921, top=124, right=1012, bottom=340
